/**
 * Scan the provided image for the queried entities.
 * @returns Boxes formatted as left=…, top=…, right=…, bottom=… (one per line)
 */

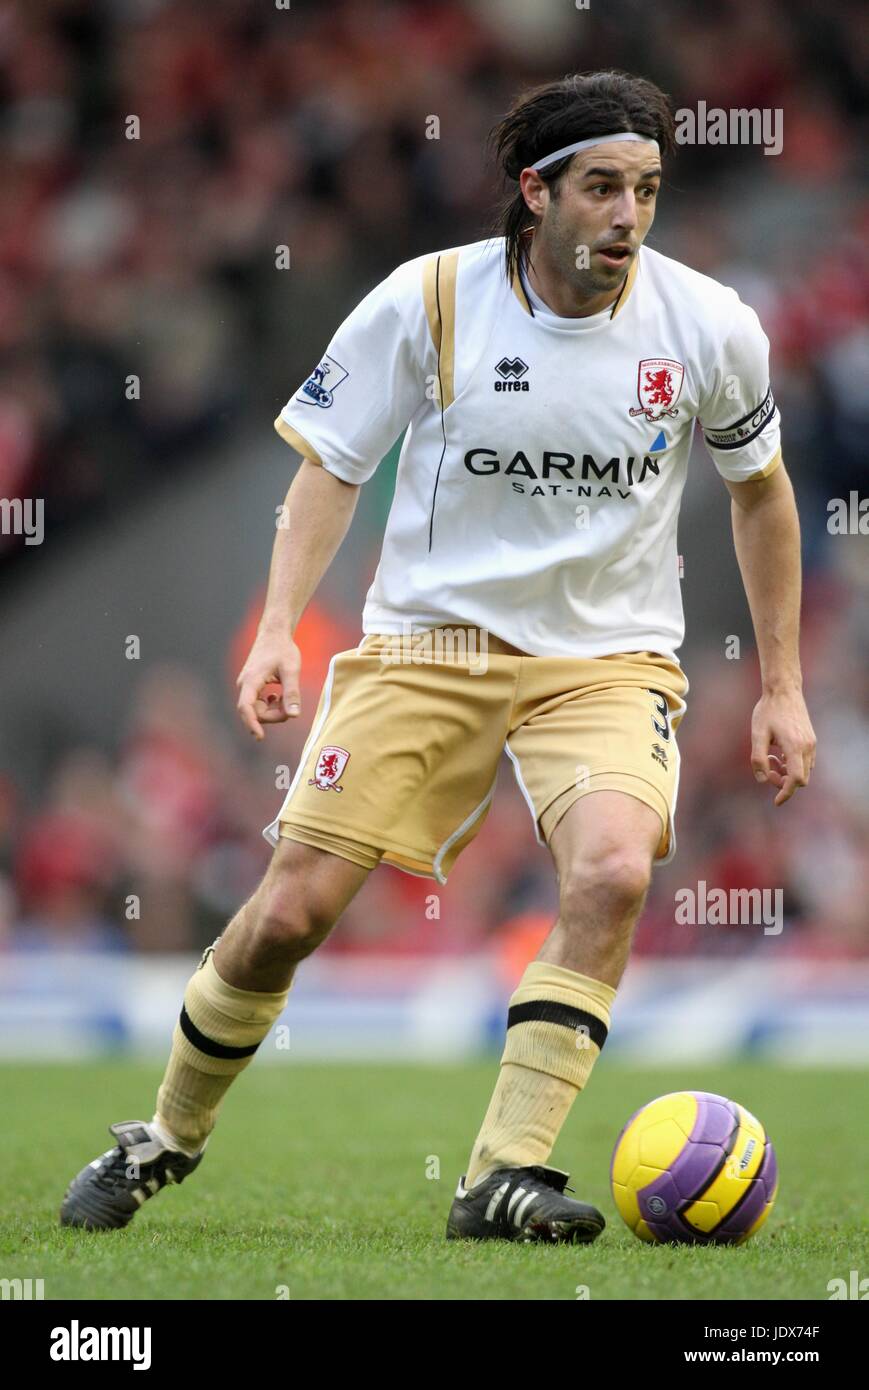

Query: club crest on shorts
left=308, top=744, right=350, bottom=791
left=629, top=358, right=684, bottom=422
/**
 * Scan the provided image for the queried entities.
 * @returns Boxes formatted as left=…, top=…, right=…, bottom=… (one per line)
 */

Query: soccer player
left=62, top=71, right=815, bottom=1243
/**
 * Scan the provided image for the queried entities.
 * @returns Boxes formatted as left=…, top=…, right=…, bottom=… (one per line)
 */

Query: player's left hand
left=750, top=687, right=816, bottom=806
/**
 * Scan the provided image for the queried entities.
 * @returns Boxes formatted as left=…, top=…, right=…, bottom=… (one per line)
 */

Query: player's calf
left=59, top=841, right=369, bottom=1232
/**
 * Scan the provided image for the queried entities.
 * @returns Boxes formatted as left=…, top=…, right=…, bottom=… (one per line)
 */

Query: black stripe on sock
left=179, top=1005, right=261, bottom=1060
left=507, top=1000, right=608, bottom=1050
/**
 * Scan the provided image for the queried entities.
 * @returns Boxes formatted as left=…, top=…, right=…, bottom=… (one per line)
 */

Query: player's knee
left=254, top=872, right=338, bottom=963
left=560, top=847, right=651, bottom=924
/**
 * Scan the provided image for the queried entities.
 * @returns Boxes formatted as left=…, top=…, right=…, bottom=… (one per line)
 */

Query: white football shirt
left=275, top=237, right=781, bottom=660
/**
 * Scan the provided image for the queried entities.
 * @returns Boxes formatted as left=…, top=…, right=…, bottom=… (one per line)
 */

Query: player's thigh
left=508, top=654, right=688, bottom=870
left=270, top=634, right=516, bottom=877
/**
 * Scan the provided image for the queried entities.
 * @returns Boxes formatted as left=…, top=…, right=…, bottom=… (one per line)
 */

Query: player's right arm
left=234, top=259, right=428, bottom=739
left=237, top=259, right=429, bottom=739
left=236, top=459, right=360, bottom=740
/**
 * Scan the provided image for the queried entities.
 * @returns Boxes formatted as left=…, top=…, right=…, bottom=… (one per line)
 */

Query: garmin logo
left=464, top=449, right=661, bottom=497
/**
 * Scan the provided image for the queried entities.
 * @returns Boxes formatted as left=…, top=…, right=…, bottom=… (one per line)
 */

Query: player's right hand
left=236, top=632, right=302, bottom=740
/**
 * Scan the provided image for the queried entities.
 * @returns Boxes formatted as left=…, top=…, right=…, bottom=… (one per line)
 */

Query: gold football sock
left=465, top=961, right=615, bottom=1187
left=154, top=948, right=291, bottom=1155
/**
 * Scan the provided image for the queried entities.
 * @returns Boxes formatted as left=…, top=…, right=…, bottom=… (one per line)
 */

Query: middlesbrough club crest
left=308, top=745, right=350, bottom=792
left=629, top=358, right=684, bottom=422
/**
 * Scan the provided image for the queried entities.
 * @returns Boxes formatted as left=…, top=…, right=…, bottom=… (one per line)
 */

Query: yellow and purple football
left=610, top=1090, right=778, bottom=1244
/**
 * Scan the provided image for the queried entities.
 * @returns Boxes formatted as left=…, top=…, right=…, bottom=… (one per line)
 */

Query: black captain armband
left=703, top=387, right=776, bottom=450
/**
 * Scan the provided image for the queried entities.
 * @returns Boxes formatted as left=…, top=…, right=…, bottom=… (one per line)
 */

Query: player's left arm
left=700, top=297, right=815, bottom=806
left=724, top=463, right=816, bottom=805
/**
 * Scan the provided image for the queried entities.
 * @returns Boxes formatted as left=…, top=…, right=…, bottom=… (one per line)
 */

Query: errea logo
left=494, top=357, right=529, bottom=391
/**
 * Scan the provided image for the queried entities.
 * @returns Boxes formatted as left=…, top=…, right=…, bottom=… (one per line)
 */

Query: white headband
left=531, top=131, right=660, bottom=172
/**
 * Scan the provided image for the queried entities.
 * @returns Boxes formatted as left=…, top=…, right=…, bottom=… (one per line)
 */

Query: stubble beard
left=536, top=216, right=628, bottom=302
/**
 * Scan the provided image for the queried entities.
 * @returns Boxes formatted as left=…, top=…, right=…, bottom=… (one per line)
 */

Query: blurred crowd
left=0, top=0, right=866, bottom=557
left=0, top=0, right=866, bottom=958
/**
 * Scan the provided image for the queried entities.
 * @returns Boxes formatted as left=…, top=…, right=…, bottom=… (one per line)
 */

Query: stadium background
left=0, top=0, right=866, bottom=1068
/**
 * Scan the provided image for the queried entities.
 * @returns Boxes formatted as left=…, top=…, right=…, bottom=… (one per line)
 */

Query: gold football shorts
left=262, top=627, right=689, bottom=883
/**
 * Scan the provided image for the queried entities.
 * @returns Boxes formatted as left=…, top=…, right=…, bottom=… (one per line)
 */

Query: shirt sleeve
left=698, top=300, right=782, bottom=482
left=274, top=264, right=428, bottom=485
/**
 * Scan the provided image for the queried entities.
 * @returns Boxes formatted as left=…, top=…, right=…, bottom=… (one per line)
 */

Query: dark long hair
left=487, top=71, right=676, bottom=285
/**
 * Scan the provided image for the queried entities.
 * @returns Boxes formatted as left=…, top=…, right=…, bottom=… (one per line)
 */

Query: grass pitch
left=1, top=1060, right=864, bottom=1301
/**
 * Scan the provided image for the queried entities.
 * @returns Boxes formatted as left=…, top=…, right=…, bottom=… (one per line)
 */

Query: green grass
left=1, top=1060, right=865, bottom=1300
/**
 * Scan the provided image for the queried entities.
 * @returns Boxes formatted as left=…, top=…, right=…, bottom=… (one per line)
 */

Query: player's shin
left=152, top=942, right=291, bottom=1156
left=464, top=962, right=614, bottom=1187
